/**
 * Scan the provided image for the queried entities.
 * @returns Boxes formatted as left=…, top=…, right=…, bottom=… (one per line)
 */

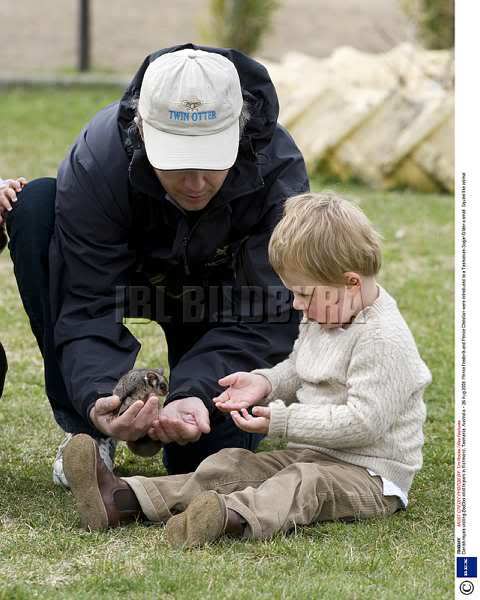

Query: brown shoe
left=63, top=434, right=142, bottom=531
left=165, top=491, right=226, bottom=548
left=164, top=491, right=246, bottom=548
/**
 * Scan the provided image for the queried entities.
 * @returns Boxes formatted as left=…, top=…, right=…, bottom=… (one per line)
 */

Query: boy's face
left=281, top=272, right=362, bottom=329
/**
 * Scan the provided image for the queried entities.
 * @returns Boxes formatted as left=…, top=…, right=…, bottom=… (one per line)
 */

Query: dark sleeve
left=0, top=341, right=7, bottom=399
left=166, top=135, right=309, bottom=418
left=51, top=137, right=139, bottom=427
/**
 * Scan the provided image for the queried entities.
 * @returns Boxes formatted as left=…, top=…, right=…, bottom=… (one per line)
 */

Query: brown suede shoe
left=164, top=491, right=246, bottom=548
left=165, top=491, right=226, bottom=548
left=63, top=434, right=142, bottom=531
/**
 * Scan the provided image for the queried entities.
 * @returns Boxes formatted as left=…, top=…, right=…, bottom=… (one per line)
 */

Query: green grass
left=0, top=88, right=453, bottom=599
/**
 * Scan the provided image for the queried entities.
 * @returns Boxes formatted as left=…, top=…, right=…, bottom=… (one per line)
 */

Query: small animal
left=113, top=368, right=168, bottom=415
left=113, top=368, right=168, bottom=457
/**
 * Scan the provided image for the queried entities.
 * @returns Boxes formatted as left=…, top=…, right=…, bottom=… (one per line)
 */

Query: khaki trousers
left=124, top=447, right=401, bottom=540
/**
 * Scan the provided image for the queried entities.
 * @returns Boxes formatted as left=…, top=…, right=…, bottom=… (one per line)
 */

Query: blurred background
left=0, top=0, right=454, bottom=193
left=0, top=0, right=453, bottom=75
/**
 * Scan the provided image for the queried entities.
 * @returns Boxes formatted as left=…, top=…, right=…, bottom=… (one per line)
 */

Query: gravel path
left=0, top=0, right=412, bottom=76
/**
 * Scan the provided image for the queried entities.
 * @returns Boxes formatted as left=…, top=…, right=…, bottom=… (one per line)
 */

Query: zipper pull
left=183, top=235, right=191, bottom=276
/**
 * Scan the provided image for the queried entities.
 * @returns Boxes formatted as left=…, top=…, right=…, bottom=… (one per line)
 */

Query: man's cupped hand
left=90, top=394, right=160, bottom=441
left=90, top=395, right=211, bottom=446
left=147, top=396, right=211, bottom=446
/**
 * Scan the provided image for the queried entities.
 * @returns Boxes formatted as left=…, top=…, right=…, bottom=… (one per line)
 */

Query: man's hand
left=213, top=372, right=272, bottom=413
left=0, top=178, right=27, bottom=225
left=147, top=397, right=211, bottom=446
left=89, top=394, right=160, bottom=441
left=231, top=406, right=271, bottom=434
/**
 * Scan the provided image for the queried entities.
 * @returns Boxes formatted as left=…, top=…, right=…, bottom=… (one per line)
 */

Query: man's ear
left=343, top=272, right=361, bottom=288
left=134, top=116, right=144, bottom=141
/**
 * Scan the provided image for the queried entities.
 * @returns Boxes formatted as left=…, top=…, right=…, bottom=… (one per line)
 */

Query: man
left=6, top=44, right=309, bottom=485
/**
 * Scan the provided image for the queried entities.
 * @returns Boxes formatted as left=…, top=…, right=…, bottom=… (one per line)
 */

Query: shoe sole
left=63, top=434, right=109, bottom=531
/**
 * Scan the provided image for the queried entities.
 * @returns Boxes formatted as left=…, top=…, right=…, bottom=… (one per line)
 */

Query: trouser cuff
left=224, top=496, right=263, bottom=539
left=121, top=476, right=171, bottom=523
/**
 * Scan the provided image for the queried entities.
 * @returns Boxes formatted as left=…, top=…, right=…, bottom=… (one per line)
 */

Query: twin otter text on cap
left=169, top=110, right=217, bottom=122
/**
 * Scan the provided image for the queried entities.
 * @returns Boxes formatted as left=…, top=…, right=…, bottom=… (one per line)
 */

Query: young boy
left=63, top=191, right=431, bottom=547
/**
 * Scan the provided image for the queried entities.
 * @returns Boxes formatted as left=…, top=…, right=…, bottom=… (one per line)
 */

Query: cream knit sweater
left=253, top=286, right=431, bottom=494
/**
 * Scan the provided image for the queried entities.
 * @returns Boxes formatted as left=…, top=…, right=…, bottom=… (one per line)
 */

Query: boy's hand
left=213, top=372, right=272, bottom=412
left=0, top=178, right=27, bottom=225
left=231, top=406, right=271, bottom=434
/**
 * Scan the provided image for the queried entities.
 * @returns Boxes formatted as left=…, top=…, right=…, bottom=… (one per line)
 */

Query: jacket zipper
left=181, top=180, right=264, bottom=277
left=182, top=235, right=191, bottom=276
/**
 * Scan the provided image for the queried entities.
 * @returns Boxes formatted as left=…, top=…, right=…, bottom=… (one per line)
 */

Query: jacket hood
left=118, top=43, right=280, bottom=158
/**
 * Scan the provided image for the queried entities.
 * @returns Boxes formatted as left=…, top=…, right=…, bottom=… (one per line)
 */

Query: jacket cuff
left=86, top=401, right=97, bottom=430
left=268, top=399, right=288, bottom=438
left=83, top=388, right=110, bottom=434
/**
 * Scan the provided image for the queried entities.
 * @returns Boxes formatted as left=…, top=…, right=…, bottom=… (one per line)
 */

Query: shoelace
left=55, top=433, right=74, bottom=458
left=98, top=438, right=117, bottom=471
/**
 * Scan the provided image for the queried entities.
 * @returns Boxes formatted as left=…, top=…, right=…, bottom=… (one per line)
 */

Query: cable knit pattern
left=253, top=287, right=431, bottom=494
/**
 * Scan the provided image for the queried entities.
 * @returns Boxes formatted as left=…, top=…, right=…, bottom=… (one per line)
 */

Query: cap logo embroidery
left=183, top=99, right=203, bottom=111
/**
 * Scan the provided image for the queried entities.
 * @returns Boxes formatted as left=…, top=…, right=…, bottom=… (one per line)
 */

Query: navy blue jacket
left=50, top=44, right=309, bottom=429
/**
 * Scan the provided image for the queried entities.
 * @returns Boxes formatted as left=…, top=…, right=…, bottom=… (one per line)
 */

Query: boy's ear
left=343, top=272, right=361, bottom=288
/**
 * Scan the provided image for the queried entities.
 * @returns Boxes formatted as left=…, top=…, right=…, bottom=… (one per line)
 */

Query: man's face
left=153, top=169, right=229, bottom=211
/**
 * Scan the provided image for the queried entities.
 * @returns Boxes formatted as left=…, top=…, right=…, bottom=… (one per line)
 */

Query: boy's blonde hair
left=269, top=191, right=382, bottom=283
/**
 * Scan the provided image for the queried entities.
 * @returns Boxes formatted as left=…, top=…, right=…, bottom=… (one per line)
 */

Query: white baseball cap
left=138, top=49, right=243, bottom=171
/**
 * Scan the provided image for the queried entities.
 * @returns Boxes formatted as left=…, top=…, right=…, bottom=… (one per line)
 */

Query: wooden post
left=78, top=0, right=91, bottom=72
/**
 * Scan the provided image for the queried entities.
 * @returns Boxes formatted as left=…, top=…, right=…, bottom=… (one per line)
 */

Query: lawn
left=0, top=87, right=453, bottom=599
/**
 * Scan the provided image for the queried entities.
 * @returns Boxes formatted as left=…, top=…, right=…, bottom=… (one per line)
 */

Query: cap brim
left=142, top=120, right=240, bottom=171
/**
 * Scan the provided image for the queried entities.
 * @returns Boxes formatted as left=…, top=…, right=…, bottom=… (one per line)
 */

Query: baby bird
left=113, top=368, right=168, bottom=457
